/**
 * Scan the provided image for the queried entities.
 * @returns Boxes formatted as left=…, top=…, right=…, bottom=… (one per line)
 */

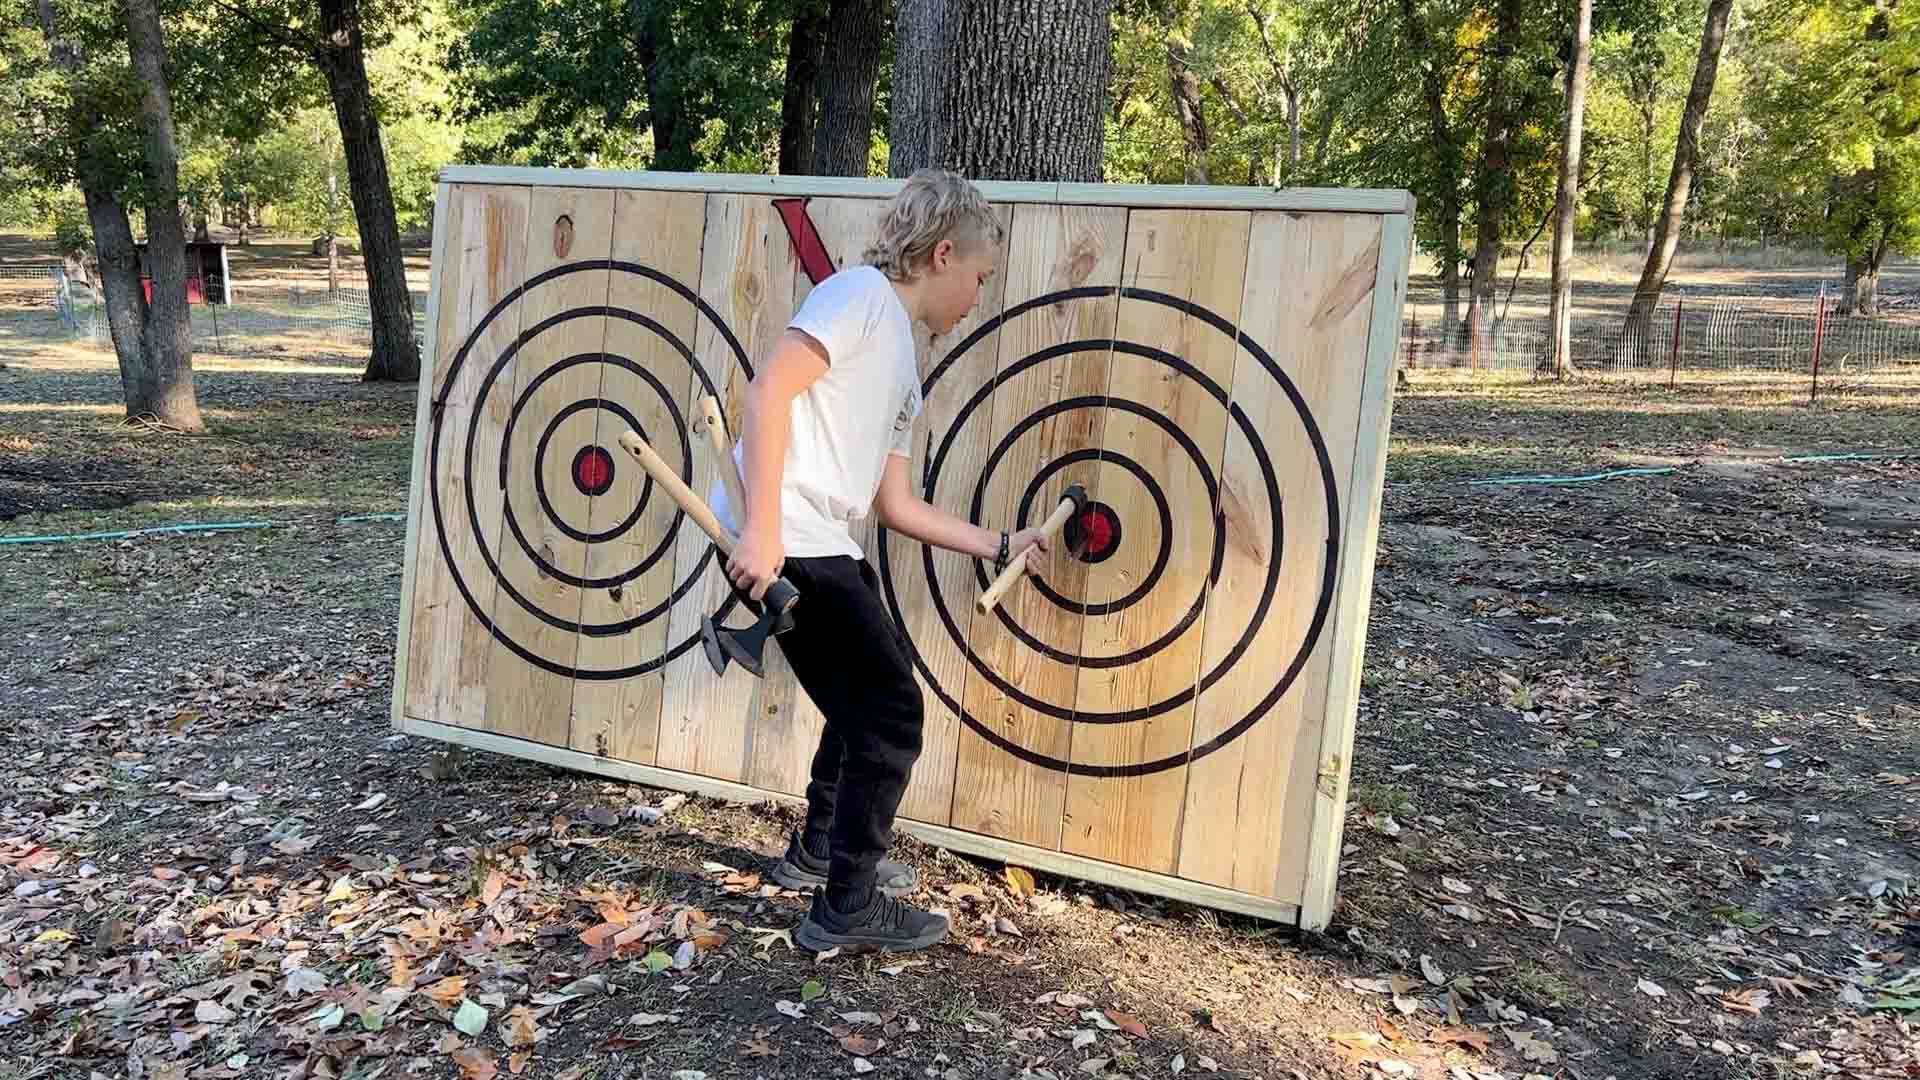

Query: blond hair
left=863, top=168, right=1004, bottom=282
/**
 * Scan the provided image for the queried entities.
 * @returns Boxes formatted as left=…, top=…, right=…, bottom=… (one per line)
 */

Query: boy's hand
left=1007, top=526, right=1052, bottom=574
left=727, top=527, right=785, bottom=602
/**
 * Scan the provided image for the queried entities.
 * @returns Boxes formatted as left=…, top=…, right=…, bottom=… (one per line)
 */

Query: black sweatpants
left=773, top=555, right=925, bottom=906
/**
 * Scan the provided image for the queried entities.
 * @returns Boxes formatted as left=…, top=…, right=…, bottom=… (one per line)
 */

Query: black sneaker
left=769, top=831, right=918, bottom=897
left=794, top=887, right=949, bottom=952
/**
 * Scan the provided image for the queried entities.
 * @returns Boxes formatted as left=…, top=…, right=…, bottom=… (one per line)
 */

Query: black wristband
left=995, top=531, right=1009, bottom=570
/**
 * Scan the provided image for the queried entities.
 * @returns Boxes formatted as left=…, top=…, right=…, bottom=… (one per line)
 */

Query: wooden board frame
left=393, top=166, right=1414, bottom=932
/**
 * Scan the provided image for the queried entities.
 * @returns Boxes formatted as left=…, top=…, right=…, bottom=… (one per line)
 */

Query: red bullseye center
left=572, top=446, right=614, bottom=495
left=1079, top=509, right=1114, bottom=554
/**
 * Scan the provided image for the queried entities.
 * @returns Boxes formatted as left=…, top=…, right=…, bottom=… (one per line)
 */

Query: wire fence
left=1401, top=284, right=1920, bottom=397
left=0, top=264, right=422, bottom=358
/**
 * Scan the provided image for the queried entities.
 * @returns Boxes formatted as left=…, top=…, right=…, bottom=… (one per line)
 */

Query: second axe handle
left=698, top=396, right=751, bottom=529
left=976, top=494, right=1077, bottom=614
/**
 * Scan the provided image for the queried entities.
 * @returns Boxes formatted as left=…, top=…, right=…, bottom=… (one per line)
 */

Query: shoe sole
left=770, top=858, right=914, bottom=898
left=793, top=913, right=948, bottom=953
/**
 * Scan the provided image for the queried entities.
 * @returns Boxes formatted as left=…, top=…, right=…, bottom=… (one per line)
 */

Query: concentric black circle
left=428, top=260, right=753, bottom=680
left=495, top=352, right=686, bottom=592
left=536, top=399, right=647, bottom=542
left=876, top=285, right=1340, bottom=778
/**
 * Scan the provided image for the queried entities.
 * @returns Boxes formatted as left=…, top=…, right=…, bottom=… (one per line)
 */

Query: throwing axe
left=614, top=429, right=798, bottom=678
left=976, top=483, right=1088, bottom=614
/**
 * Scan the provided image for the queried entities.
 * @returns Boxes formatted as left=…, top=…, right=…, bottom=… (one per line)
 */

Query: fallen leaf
left=775, top=1000, right=806, bottom=1019
left=629, top=1012, right=677, bottom=1026
left=285, top=968, right=328, bottom=997
left=673, top=940, right=696, bottom=970
left=1508, top=1029, right=1558, bottom=1064
left=642, top=950, right=672, bottom=974
left=995, top=915, right=1024, bottom=937
left=853, top=1060, right=876, bottom=1075
left=1080, top=1058, right=1111, bottom=1075
left=195, top=1000, right=235, bottom=1024
left=580, top=922, right=623, bottom=949
left=1049, top=992, right=1095, bottom=1009
left=740, top=1036, right=777, bottom=1057
left=1083, top=1009, right=1121, bottom=1031
left=454, top=998, right=489, bottom=1036
left=1429, top=1026, right=1492, bottom=1053
left=1333, top=1033, right=1382, bottom=1050
left=452, top=1048, right=498, bottom=1080
left=669, top=1072, right=707, bottom=1080
left=1420, top=955, right=1446, bottom=985
left=839, top=1033, right=883, bottom=1056
left=1722, top=988, right=1771, bottom=1015
left=152, top=866, right=184, bottom=881
left=1105, top=1011, right=1147, bottom=1038
left=354, top=793, right=389, bottom=812
left=422, top=976, right=468, bottom=1008
left=1637, top=979, right=1668, bottom=999
left=1376, top=1061, right=1417, bottom=1077
left=751, top=927, right=794, bottom=956
left=1172, top=1053, right=1185, bottom=1075
left=1442, top=903, right=1484, bottom=923
left=1004, top=866, right=1036, bottom=897
left=507, top=1051, right=532, bottom=1077
left=1072, top=1029, right=1098, bottom=1050
left=1441, top=876, right=1472, bottom=895
left=1197, top=1057, right=1220, bottom=1073
left=800, top=979, right=825, bottom=1003
left=272, top=836, right=317, bottom=856
left=505, top=1005, right=542, bottom=1048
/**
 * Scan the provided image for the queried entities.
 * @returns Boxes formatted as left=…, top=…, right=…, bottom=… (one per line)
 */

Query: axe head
left=1061, top=483, right=1089, bottom=514
left=699, top=577, right=801, bottom=679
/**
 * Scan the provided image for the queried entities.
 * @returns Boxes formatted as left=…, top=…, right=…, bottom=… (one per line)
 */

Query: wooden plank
left=567, top=189, right=708, bottom=764
left=1299, top=211, right=1411, bottom=931
left=741, top=195, right=893, bottom=798
left=481, top=188, right=619, bottom=745
left=1061, top=209, right=1251, bottom=872
left=436, top=166, right=1416, bottom=216
left=1176, top=212, right=1384, bottom=899
left=403, top=183, right=530, bottom=730
left=397, top=713, right=1300, bottom=925
left=885, top=203, right=1016, bottom=827
left=948, top=203, right=1127, bottom=850
left=655, top=195, right=794, bottom=782
left=393, top=180, right=456, bottom=728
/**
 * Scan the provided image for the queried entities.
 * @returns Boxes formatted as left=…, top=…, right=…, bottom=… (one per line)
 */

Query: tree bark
left=1401, top=0, right=1463, bottom=341
left=122, top=0, right=202, bottom=429
left=1463, top=0, right=1526, bottom=348
left=316, top=0, right=418, bottom=382
left=1622, top=0, right=1733, bottom=354
left=1840, top=234, right=1888, bottom=316
left=1548, top=0, right=1593, bottom=377
left=810, top=0, right=891, bottom=176
left=938, top=0, right=1115, bottom=181
left=1167, top=39, right=1209, bottom=183
left=1247, top=3, right=1299, bottom=184
left=888, top=0, right=950, bottom=175
left=779, top=2, right=826, bottom=174
left=630, top=0, right=698, bottom=170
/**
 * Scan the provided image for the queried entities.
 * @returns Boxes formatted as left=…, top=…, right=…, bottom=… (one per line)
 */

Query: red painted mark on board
left=773, top=198, right=836, bottom=285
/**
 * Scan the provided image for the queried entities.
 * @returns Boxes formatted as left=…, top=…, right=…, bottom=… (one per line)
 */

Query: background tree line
left=2, top=0, right=1914, bottom=424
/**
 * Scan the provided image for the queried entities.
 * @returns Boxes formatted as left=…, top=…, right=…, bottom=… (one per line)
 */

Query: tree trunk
left=1463, top=0, right=1525, bottom=349
left=1401, top=0, right=1464, bottom=344
left=123, top=0, right=200, bottom=429
left=630, top=0, right=698, bottom=169
left=779, top=2, right=826, bottom=174
left=810, top=0, right=891, bottom=176
left=1439, top=191, right=1462, bottom=346
left=316, top=0, right=418, bottom=382
left=888, top=0, right=950, bottom=176
left=193, top=213, right=210, bottom=243
left=1621, top=0, right=1733, bottom=354
left=1167, top=40, right=1209, bottom=183
left=939, top=0, right=1115, bottom=181
left=1548, top=0, right=1593, bottom=377
left=1245, top=3, right=1298, bottom=184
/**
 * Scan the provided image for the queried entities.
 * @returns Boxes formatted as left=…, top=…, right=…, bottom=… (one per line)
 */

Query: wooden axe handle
left=697, top=396, right=750, bottom=525
left=976, top=493, right=1079, bottom=614
left=616, top=429, right=736, bottom=556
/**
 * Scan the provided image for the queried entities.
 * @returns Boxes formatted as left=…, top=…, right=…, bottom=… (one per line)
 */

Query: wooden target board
left=392, top=167, right=1412, bottom=929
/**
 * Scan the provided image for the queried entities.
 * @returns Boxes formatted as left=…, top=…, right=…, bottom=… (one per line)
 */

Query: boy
left=713, top=169, right=1049, bottom=952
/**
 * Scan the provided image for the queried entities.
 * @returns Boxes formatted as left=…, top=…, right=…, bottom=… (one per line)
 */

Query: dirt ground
left=1, top=340, right=1918, bottom=1080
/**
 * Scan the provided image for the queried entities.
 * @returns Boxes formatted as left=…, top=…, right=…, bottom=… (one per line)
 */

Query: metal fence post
left=1810, top=284, right=1828, bottom=403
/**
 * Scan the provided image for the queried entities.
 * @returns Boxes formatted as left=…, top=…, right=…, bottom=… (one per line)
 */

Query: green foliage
left=1746, top=0, right=1920, bottom=262
left=445, top=0, right=790, bottom=171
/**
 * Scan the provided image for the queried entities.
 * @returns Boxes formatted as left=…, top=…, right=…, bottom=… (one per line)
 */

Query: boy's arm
left=730, top=329, right=828, bottom=599
left=873, top=454, right=1050, bottom=573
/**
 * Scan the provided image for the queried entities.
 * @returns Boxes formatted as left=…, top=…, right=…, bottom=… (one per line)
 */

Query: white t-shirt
left=711, top=264, right=922, bottom=558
